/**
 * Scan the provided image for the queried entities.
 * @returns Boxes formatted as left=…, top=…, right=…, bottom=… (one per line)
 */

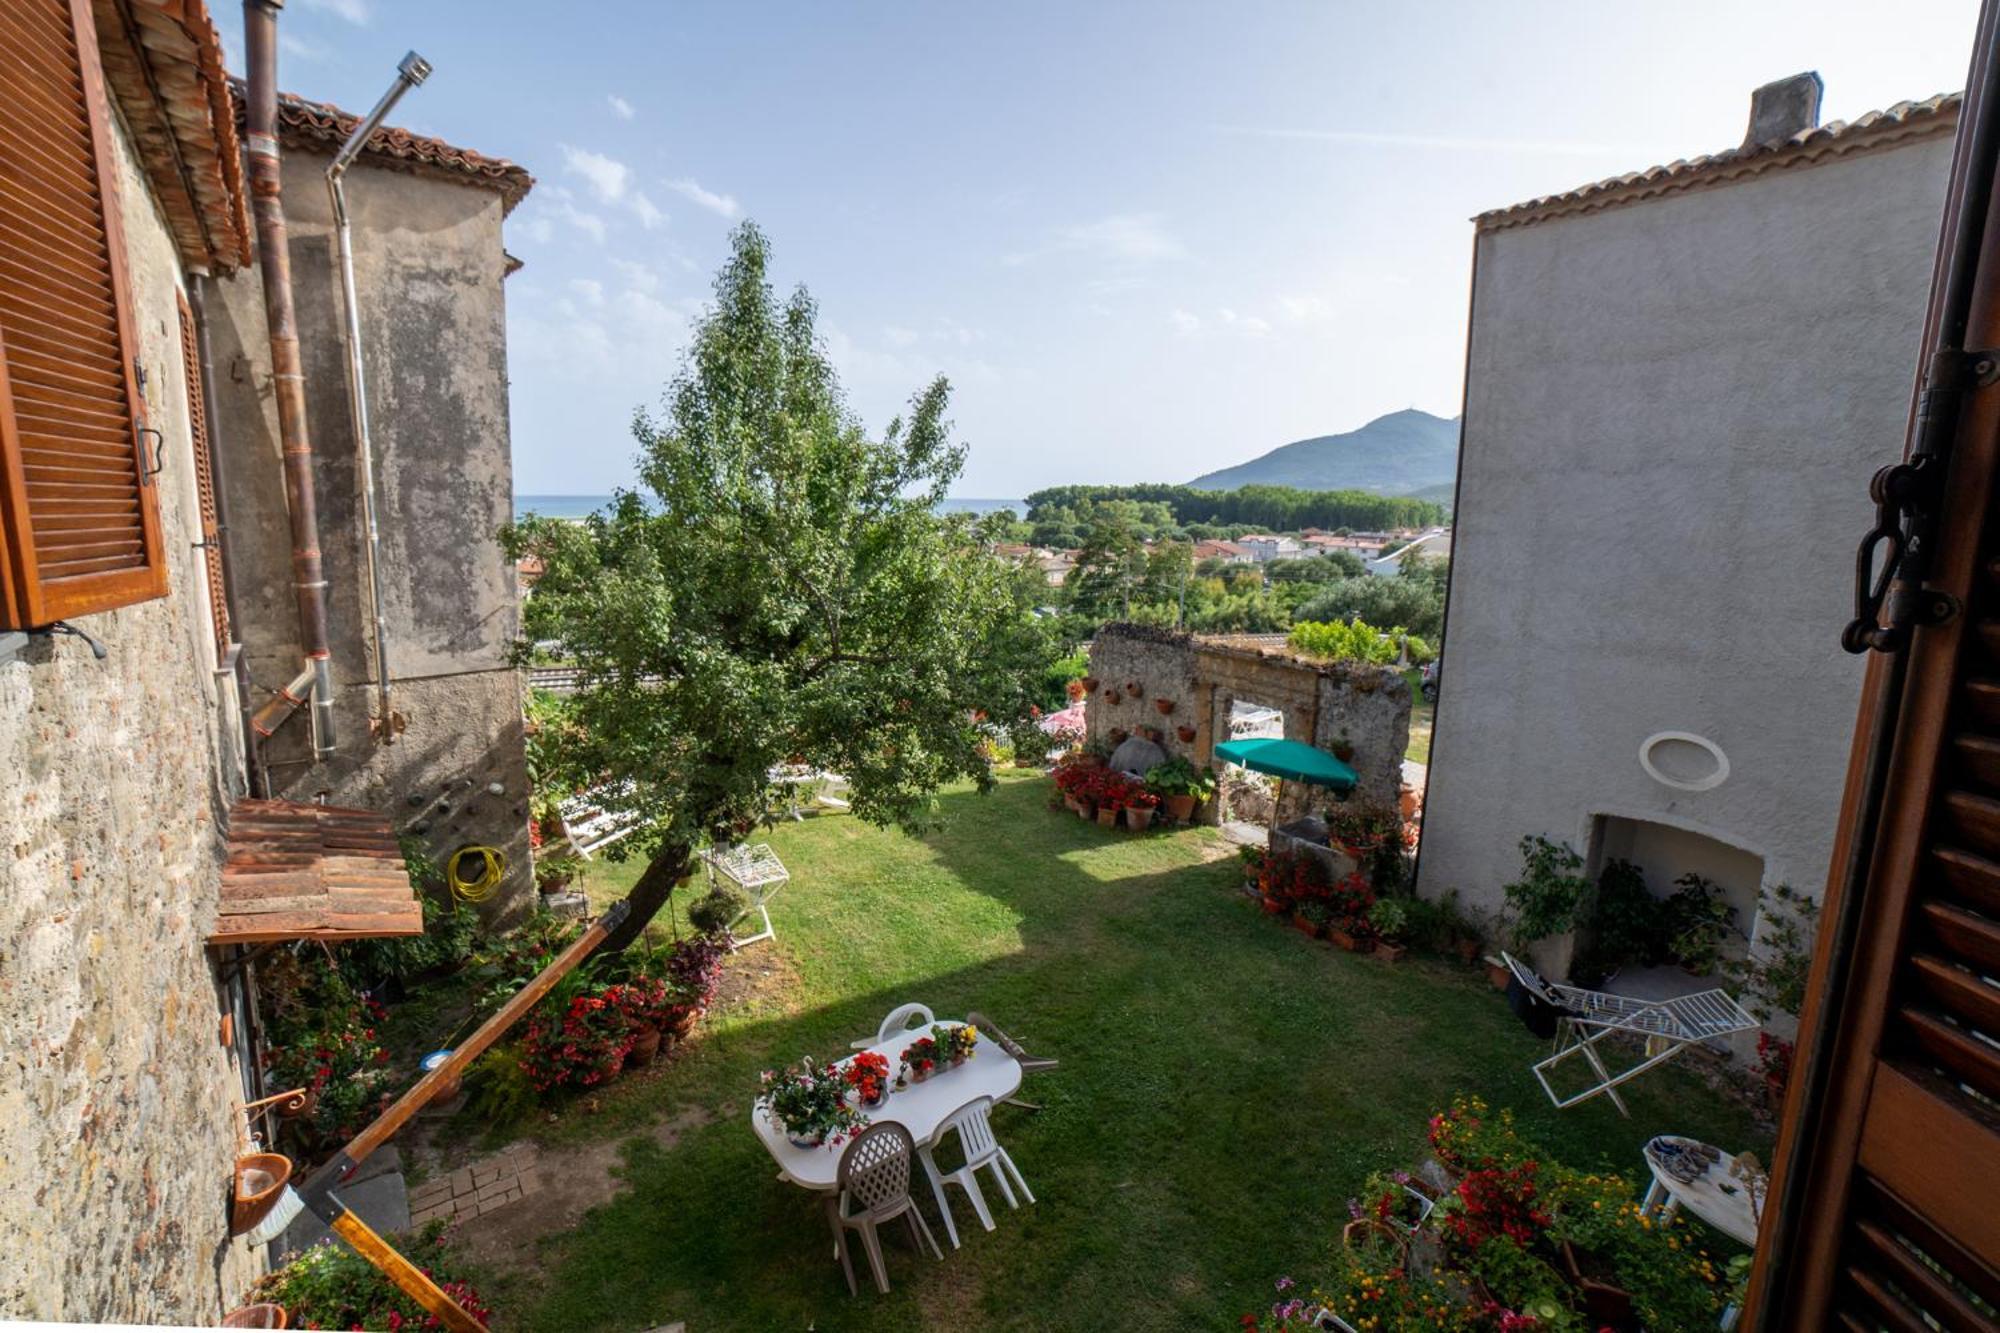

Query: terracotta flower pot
left=1176, top=725, right=1197, bottom=743
left=1375, top=941, right=1407, bottom=963
left=1328, top=928, right=1364, bottom=952
left=1292, top=914, right=1322, bottom=939
left=1454, top=937, right=1482, bottom=964
left=1109, top=728, right=1128, bottom=744
left=221, top=1303, right=289, bottom=1329
left=230, top=1152, right=294, bottom=1236
left=1260, top=895, right=1288, bottom=915
left=668, top=1006, right=700, bottom=1038
left=1153, top=698, right=1175, bottom=714
left=1096, top=807, right=1120, bottom=829
left=1163, top=793, right=1197, bottom=822
left=1080, top=676, right=1099, bottom=691
left=1104, top=689, right=1121, bottom=702
left=1486, top=959, right=1511, bottom=991
left=1126, top=806, right=1154, bottom=831
left=627, top=1025, right=664, bottom=1068
left=1125, top=680, right=1143, bottom=696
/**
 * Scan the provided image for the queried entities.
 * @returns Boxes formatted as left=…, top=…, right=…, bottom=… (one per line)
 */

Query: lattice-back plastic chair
left=827, top=1121, right=942, bottom=1295
left=967, top=1010, right=1058, bottom=1111
left=917, top=1096, right=1035, bottom=1250
left=1502, top=952, right=1758, bottom=1116
left=850, top=1002, right=934, bottom=1051
left=700, top=843, right=789, bottom=950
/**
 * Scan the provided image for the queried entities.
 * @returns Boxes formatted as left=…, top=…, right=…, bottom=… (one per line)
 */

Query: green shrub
left=462, top=1044, right=538, bottom=1128
left=688, top=885, right=746, bottom=936
left=1502, top=835, right=1589, bottom=945
left=1144, top=756, right=1217, bottom=799
left=1728, top=882, right=1818, bottom=1019
left=1663, top=872, right=1737, bottom=974
left=1285, top=616, right=1400, bottom=665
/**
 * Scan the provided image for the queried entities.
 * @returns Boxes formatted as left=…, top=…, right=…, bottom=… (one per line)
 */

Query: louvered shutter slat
left=0, top=0, right=165, bottom=627
left=175, top=293, right=228, bottom=658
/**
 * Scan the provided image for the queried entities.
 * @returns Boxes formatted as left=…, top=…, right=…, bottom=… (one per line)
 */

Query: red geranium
left=845, top=1051, right=891, bottom=1103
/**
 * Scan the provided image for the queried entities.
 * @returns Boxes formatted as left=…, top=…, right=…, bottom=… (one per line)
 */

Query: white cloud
left=568, top=278, right=605, bottom=308
left=543, top=188, right=608, bottom=244
left=1170, top=308, right=1202, bottom=335
left=612, top=259, right=662, bottom=295
left=607, top=95, right=637, bottom=121
left=516, top=215, right=555, bottom=245
left=629, top=191, right=666, bottom=230
left=297, top=0, right=368, bottom=22
left=1216, top=308, right=1272, bottom=337
left=664, top=177, right=741, bottom=220
left=560, top=145, right=630, bottom=203
left=1278, top=294, right=1334, bottom=323
left=882, top=326, right=921, bottom=348
left=278, top=33, right=327, bottom=61
left=1014, top=212, right=1185, bottom=267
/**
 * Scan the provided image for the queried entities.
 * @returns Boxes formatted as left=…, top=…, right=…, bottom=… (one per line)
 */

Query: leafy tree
left=1267, top=552, right=1365, bottom=582
left=1023, top=482, right=1444, bottom=533
left=1295, top=566, right=1448, bottom=640
left=506, top=224, right=1035, bottom=951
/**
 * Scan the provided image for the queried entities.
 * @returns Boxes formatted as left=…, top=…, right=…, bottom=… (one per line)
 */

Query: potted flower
left=1153, top=697, right=1175, bottom=714
left=843, top=1051, right=891, bottom=1108
left=759, top=1057, right=867, bottom=1149
left=1357, top=1169, right=1437, bottom=1235
left=1125, top=789, right=1160, bottom=831
left=1176, top=724, right=1197, bottom=744
left=1370, top=898, right=1412, bottom=962
left=1144, top=757, right=1217, bottom=824
left=610, top=976, right=672, bottom=1066
left=1239, top=845, right=1266, bottom=896
left=1327, top=872, right=1376, bottom=951
left=932, top=1022, right=979, bottom=1066
left=901, top=1034, right=940, bottom=1081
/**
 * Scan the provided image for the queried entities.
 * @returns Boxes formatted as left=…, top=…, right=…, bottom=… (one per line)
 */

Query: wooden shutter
left=1748, top=7, right=2000, bottom=1328
left=0, top=0, right=165, bottom=629
left=175, top=290, right=227, bottom=657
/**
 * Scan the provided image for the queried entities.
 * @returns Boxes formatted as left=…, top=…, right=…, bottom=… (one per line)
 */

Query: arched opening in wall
left=1215, top=697, right=1285, bottom=827
left=1586, top=814, right=1763, bottom=1000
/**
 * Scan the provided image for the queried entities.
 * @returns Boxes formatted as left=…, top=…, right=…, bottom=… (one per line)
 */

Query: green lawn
left=488, top=772, right=1762, bottom=1331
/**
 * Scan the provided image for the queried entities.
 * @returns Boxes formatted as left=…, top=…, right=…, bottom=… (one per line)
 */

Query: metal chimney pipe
left=328, top=51, right=430, bottom=744
left=244, top=0, right=336, bottom=760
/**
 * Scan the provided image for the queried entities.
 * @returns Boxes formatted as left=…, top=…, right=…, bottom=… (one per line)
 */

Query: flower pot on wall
left=1125, top=681, right=1143, bottom=697
left=1109, top=728, right=1128, bottom=744
left=1080, top=676, right=1100, bottom=691
left=1153, top=698, right=1175, bottom=714
left=1141, top=726, right=1164, bottom=744
left=1176, top=725, right=1197, bottom=744
left=221, top=1304, right=289, bottom=1329
left=230, top=1152, right=294, bottom=1236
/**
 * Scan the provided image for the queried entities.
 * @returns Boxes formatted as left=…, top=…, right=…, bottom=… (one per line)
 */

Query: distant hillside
left=1401, top=480, right=1456, bottom=510
left=1189, top=409, right=1460, bottom=495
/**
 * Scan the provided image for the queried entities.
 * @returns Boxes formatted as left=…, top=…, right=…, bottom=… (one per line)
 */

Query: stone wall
left=0, top=111, right=263, bottom=1323
left=208, top=148, right=534, bottom=921
left=1085, top=624, right=1411, bottom=820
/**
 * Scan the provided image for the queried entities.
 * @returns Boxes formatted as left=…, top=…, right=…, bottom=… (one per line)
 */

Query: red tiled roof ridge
left=1477, top=92, right=1961, bottom=233
left=229, top=82, right=535, bottom=214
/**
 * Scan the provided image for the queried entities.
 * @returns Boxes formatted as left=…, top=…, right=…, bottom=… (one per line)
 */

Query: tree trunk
left=594, top=841, right=695, bottom=955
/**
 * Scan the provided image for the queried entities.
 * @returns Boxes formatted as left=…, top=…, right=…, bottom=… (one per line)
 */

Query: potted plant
left=843, top=1051, right=891, bottom=1108
left=760, top=1058, right=867, bottom=1148
left=901, top=1034, right=940, bottom=1082
left=1153, top=697, right=1175, bottom=714
left=231, top=1151, right=294, bottom=1236
left=1358, top=1169, right=1437, bottom=1234
left=1295, top=898, right=1332, bottom=939
left=1176, top=724, right=1197, bottom=744
left=1125, top=680, right=1143, bottom=697
left=1145, top=757, right=1217, bottom=823
left=1239, top=845, right=1266, bottom=895
left=1080, top=675, right=1099, bottom=692
left=1125, top=790, right=1160, bottom=830
left=1328, top=872, right=1377, bottom=951
left=933, top=1021, right=979, bottom=1066
left=1370, top=899, right=1412, bottom=961
left=687, top=883, right=746, bottom=938
left=1664, top=872, right=1736, bottom=975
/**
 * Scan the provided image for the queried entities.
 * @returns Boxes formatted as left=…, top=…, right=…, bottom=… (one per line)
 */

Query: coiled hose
left=447, top=845, right=506, bottom=903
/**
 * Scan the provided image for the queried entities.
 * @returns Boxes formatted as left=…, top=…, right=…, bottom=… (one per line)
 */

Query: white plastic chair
left=918, top=1096, right=1034, bottom=1249
left=825, top=1121, right=942, bottom=1295
left=850, top=1003, right=934, bottom=1051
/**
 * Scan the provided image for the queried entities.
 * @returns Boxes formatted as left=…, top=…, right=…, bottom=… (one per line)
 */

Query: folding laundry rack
left=700, top=842, right=790, bottom=949
left=1502, top=953, right=1759, bottom=1116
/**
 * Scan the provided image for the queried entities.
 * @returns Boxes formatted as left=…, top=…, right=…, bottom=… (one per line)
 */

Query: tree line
left=1021, top=483, right=1444, bottom=536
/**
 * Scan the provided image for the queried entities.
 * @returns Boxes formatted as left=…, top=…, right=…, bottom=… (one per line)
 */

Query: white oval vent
left=1639, top=732, right=1729, bottom=792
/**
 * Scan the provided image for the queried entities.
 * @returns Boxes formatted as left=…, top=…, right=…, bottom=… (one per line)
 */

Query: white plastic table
left=1640, top=1135, right=1763, bottom=1246
left=752, top=1023, right=1023, bottom=1192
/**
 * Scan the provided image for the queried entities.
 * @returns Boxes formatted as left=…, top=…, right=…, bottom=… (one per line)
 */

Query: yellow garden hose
left=447, top=845, right=506, bottom=903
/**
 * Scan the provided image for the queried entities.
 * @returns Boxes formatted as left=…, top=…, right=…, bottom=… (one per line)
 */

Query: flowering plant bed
left=844, top=1050, right=891, bottom=1106
left=257, top=1220, right=492, bottom=1331
left=760, top=1057, right=867, bottom=1148
left=521, top=981, right=634, bottom=1092
left=257, top=952, right=395, bottom=1145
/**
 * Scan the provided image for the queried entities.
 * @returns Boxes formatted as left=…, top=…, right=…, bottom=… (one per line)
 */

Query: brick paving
left=407, top=1143, right=542, bottom=1225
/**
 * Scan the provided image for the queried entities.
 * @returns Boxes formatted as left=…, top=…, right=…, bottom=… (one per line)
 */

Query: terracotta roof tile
left=230, top=84, right=536, bottom=215
left=93, top=0, right=253, bottom=272
left=1477, top=93, right=1960, bottom=233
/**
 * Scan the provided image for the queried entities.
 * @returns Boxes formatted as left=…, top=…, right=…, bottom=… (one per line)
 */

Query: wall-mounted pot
left=231, top=1151, right=294, bottom=1236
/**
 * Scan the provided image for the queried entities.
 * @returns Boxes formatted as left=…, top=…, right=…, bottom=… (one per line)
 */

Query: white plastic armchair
left=851, top=1003, right=934, bottom=1051
left=917, top=1095, right=1034, bottom=1250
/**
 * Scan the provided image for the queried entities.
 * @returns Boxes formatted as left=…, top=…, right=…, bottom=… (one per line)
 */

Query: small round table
left=1639, top=1135, right=1763, bottom=1246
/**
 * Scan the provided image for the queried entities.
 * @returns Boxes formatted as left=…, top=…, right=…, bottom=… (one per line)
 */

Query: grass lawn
left=478, top=772, right=1763, bottom=1331
left=1403, top=666, right=1434, bottom=765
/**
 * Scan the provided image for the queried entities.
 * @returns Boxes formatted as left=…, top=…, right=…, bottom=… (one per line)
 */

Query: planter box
left=1374, top=941, right=1407, bottom=963
left=1096, top=807, right=1120, bottom=829
left=1292, top=915, right=1323, bottom=939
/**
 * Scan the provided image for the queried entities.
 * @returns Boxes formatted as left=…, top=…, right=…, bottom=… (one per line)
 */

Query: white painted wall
left=1418, top=132, right=1955, bottom=951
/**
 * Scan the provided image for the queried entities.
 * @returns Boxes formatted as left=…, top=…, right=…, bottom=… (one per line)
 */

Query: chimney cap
left=1745, top=72, right=1824, bottom=149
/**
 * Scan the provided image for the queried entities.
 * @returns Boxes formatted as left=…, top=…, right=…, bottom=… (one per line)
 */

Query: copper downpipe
left=243, top=0, right=336, bottom=759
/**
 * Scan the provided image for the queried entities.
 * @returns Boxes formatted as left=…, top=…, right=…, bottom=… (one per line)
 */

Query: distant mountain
left=1187, top=409, right=1460, bottom=496
left=1401, top=480, right=1457, bottom=510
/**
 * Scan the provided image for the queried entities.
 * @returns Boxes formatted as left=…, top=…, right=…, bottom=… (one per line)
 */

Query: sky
left=216, top=1, right=1981, bottom=498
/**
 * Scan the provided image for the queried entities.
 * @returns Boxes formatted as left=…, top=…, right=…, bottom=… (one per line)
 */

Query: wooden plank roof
left=209, top=799, right=423, bottom=945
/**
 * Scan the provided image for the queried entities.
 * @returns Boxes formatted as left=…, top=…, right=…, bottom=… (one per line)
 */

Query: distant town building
left=1367, top=528, right=1452, bottom=576
left=1235, top=534, right=1302, bottom=563
left=1193, top=539, right=1256, bottom=564
left=1418, top=75, right=1955, bottom=992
